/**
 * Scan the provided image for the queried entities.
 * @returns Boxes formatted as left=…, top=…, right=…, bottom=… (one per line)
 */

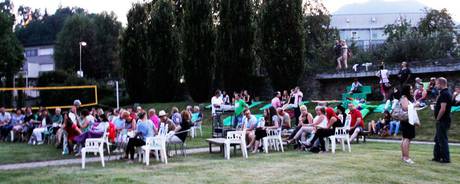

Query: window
left=24, top=49, right=38, bottom=57
left=351, top=31, right=358, bottom=39
left=372, top=33, right=378, bottom=39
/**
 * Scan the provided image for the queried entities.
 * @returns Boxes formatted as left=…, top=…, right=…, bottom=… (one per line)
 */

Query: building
left=330, top=12, right=426, bottom=49
left=23, top=44, right=55, bottom=80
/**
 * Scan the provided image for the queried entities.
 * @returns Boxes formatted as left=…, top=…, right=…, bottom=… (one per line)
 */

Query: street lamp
left=78, top=41, right=87, bottom=77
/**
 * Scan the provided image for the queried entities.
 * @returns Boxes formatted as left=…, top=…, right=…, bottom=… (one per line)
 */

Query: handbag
left=408, top=102, right=420, bottom=125
left=391, top=100, right=408, bottom=121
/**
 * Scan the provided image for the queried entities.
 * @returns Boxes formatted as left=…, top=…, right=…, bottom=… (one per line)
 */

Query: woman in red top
left=63, top=112, right=82, bottom=154
left=348, top=103, right=363, bottom=142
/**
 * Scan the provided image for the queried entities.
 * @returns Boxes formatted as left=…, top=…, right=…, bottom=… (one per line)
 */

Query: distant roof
left=331, top=12, right=426, bottom=29
left=333, top=0, right=427, bottom=15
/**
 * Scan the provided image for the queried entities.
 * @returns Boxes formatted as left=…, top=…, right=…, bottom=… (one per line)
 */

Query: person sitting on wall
left=349, top=78, right=363, bottom=94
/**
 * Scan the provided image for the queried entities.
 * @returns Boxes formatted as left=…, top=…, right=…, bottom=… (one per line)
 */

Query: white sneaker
left=403, top=158, right=415, bottom=164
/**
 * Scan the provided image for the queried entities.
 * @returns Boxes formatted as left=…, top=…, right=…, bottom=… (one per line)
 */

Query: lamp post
left=78, top=41, right=87, bottom=77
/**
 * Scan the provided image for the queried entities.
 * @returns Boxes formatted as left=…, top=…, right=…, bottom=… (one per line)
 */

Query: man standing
left=398, top=61, right=412, bottom=87
left=293, top=87, right=303, bottom=125
left=433, top=77, right=452, bottom=163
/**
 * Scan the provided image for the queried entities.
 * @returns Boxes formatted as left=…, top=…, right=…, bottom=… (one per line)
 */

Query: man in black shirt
left=433, top=77, right=452, bottom=163
left=398, top=62, right=411, bottom=87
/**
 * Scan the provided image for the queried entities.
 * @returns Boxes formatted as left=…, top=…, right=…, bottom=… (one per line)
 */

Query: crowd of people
left=0, top=102, right=204, bottom=162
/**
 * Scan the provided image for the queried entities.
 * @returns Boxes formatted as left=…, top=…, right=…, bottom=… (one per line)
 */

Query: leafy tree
left=182, top=0, right=215, bottom=102
left=216, top=0, right=255, bottom=93
left=303, top=0, right=338, bottom=70
left=54, top=14, right=96, bottom=77
left=418, top=8, right=455, bottom=37
left=145, top=0, right=181, bottom=102
left=120, top=3, right=150, bottom=102
left=54, top=11, right=122, bottom=80
left=383, top=18, right=412, bottom=42
left=15, top=7, right=80, bottom=46
left=0, top=4, right=24, bottom=106
left=260, top=0, right=305, bottom=90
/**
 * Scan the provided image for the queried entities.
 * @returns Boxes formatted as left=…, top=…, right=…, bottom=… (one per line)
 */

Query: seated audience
left=278, top=108, right=291, bottom=130
left=348, top=104, right=364, bottom=142
left=251, top=108, right=279, bottom=153
left=63, top=112, right=82, bottom=154
left=287, top=105, right=313, bottom=148
left=30, top=110, right=52, bottom=145
left=241, top=108, right=257, bottom=149
left=125, top=112, right=153, bottom=162
left=271, top=91, right=282, bottom=109
left=453, top=86, right=460, bottom=106
left=414, top=84, right=427, bottom=107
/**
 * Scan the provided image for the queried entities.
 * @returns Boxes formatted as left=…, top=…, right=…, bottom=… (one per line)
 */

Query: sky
left=10, top=0, right=460, bottom=25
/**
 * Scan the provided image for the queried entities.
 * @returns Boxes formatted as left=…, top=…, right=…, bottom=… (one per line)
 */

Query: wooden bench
left=356, top=131, right=369, bottom=143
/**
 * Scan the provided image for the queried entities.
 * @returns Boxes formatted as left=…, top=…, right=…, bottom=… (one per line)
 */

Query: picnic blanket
left=223, top=114, right=264, bottom=127
left=452, top=106, right=460, bottom=112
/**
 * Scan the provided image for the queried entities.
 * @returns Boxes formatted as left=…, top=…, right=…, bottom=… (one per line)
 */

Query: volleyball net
left=0, top=85, right=98, bottom=110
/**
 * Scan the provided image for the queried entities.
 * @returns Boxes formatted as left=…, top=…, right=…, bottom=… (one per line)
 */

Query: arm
left=307, top=114, right=314, bottom=125
left=436, top=103, right=447, bottom=121
left=327, top=117, right=338, bottom=129
left=174, top=124, right=182, bottom=132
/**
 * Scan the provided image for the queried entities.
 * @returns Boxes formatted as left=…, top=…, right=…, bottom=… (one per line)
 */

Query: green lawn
left=1, top=142, right=459, bottom=184
left=0, top=143, right=73, bottom=164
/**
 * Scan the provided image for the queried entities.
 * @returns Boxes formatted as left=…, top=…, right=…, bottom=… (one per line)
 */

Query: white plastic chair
left=262, top=128, right=284, bottom=153
left=81, top=123, right=109, bottom=169
left=326, top=115, right=351, bottom=153
left=138, top=123, right=168, bottom=165
left=224, top=131, right=248, bottom=160
left=190, top=121, right=202, bottom=138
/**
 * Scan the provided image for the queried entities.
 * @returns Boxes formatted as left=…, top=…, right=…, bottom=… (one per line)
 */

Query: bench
left=355, top=131, right=369, bottom=143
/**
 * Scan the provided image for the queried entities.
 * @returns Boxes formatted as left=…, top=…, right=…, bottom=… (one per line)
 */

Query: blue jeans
left=389, top=120, right=400, bottom=135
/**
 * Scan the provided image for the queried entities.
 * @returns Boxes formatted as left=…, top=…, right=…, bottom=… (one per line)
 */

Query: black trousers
left=433, top=122, right=450, bottom=162
left=310, top=129, right=335, bottom=151
left=126, top=138, right=145, bottom=160
left=294, top=107, right=301, bottom=125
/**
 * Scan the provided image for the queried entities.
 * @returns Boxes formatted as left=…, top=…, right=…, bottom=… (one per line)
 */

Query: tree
left=0, top=4, right=24, bottom=106
left=54, top=11, right=122, bottom=80
left=303, top=0, right=338, bottom=70
left=216, top=0, right=256, bottom=93
left=54, top=14, right=96, bottom=77
left=120, top=3, right=150, bottom=102
left=418, top=8, right=455, bottom=37
left=145, top=0, right=181, bottom=102
left=15, top=7, right=80, bottom=46
left=260, top=0, right=305, bottom=90
left=182, top=0, right=215, bottom=102
left=120, top=1, right=181, bottom=103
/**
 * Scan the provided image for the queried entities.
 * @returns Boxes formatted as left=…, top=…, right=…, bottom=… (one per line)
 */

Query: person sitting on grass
left=125, top=112, right=153, bottom=162
left=349, top=78, right=362, bottom=94
left=241, top=108, right=257, bottom=150
left=251, top=108, right=280, bottom=153
left=348, top=103, right=364, bottom=142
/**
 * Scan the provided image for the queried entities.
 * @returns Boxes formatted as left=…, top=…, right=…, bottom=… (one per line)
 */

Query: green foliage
left=54, top=12, right=121, bottom=80
left=216, top=0, right=255, bottom=93
left=14, top=7, right=80, bottom=46
left=303, top=0, right=339, bottom=71
left=182, top=0, right=215, bottom=102
left=418, top=8, right=455, bottom=37
left=120, top=0, right=181, bottom=103
left=260, top=0, right=305, bottom=90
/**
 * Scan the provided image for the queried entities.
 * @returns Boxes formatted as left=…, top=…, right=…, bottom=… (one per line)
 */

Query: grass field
left=0, top=142, right=459, bottom=184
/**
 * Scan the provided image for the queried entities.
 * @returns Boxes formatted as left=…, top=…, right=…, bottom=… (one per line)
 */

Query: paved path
left=1, top=139, right=458, bottom=170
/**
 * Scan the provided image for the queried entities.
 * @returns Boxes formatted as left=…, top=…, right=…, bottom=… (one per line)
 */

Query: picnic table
left=206, top=138, right=239, bottom=156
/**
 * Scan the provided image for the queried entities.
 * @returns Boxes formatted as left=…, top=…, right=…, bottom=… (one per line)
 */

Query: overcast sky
left=10, top=0, right=460, bottom=25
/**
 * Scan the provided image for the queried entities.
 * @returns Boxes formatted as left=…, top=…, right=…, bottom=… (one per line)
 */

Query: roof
left=330, top=12, right=426, bottom=29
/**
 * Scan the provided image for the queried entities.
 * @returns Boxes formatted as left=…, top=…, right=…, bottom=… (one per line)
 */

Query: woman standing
left=399, top=84, right=417, bottom=164
left=377, top=65, right=391, bottom=101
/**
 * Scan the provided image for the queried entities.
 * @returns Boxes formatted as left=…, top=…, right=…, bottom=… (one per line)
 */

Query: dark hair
left=268, top=107, right=277, bottom=118
left=401, top=84, right=413, bottom=101
left=81, top=109, right=90, bottom=117
left=379, top=65, right=384, bottom=70
left=215, top=89, right=221, bottom=96
left=99, top=114, right=109, bottom=122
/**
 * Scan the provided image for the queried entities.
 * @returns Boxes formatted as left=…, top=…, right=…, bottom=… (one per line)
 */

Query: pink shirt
left=150, top=115, right=160, bottom=129
left=271, top=97, right=281, bottom=109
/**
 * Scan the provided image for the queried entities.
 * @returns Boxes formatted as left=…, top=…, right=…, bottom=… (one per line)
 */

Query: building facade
left=23, top=44, right=55, bottom=79
left=330, top=12, right=426, bottom=49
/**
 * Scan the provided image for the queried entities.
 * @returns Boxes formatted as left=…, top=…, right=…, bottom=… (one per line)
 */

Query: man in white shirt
left=241, top=109, right=257, bottom=148
left=211, top=90, right=224, bottom=115
left=0, top=107, right=11, bottom=140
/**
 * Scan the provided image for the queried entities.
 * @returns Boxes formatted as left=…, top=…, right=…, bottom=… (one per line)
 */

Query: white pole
left=115, top=80, right=119, bottom=110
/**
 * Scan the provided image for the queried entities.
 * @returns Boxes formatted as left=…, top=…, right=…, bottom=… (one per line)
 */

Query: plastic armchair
left=224, top=130, right=248, bottom=160
left=262, top=128, right=284, bottom=153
